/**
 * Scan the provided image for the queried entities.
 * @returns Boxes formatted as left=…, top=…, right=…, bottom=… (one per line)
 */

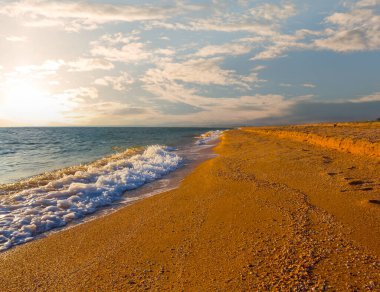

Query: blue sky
left=0, top=0, right=379, bottom=126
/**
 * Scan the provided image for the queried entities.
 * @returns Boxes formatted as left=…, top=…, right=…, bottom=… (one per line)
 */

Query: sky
left=0, top=0, right=379, bottom=126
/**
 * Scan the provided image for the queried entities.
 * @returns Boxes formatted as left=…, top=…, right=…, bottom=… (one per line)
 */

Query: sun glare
left=0, top=79, right=68, bottom=125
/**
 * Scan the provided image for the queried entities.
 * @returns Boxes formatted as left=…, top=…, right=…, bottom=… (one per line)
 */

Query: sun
left=0, top=78, right=69, bottom=125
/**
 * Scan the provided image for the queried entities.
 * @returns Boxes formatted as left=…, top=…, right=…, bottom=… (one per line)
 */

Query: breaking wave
left=0, top=145, right=182, bottom=251
left=195, top=130, right=224, bottom=145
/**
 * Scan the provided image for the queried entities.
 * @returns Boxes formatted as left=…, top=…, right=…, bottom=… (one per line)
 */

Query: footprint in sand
left=346, top=179, right=375, bottom=191
left=322, top=156, right=332, bottom=164
left=348, top=180, right=365, bottom=186
left=327, top=172, right=338, bottom=176
left=360, top=187, right=374, bottom=191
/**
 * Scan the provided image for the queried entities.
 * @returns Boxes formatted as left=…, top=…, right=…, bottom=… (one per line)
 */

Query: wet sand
left=0, top=123, right=379, bottom=291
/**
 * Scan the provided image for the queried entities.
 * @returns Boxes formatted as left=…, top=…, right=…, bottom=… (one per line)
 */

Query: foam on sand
left=195, top=130, right=224, bottom=145
left=0, top=145, right=182, bottom=251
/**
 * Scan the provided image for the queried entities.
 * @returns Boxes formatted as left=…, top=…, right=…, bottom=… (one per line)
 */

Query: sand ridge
left=244, top=122, right=380, bottom=158
left=0, top=125, right=379, bottom=290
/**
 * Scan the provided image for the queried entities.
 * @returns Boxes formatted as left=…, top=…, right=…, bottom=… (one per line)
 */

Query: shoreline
left=33, top=139, right=221, bottom=251
left=0, top=133, right=222, bottom=252
left=0, top=124, right=379, bottom=290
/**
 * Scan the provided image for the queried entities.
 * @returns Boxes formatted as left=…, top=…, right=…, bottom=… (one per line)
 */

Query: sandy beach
left=0, top=123, right=379, bottom=291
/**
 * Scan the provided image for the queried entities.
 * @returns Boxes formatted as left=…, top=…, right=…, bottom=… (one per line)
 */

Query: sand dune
left=245, top=122, right=380, bottom=158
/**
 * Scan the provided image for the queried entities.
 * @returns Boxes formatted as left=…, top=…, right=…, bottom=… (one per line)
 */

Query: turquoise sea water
left=0, top=127, right=220, bottom=184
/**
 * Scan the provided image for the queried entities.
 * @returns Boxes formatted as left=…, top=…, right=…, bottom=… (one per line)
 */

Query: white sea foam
left=195, top=130, right=224, bottom=145
left=0, top=145, right=182, bottom=251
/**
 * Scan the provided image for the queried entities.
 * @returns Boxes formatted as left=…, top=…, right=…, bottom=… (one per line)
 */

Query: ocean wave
left=0, top=145, right=182, bottom=251
left=195, top=130, right=224, bottom=145
left=0, top=149, right=16, bottom=155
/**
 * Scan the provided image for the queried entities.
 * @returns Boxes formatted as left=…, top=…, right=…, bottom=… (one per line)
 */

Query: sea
left=0, top=127, right=224, bottom=251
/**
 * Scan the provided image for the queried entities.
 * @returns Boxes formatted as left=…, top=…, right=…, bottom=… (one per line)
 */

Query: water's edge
left=0, top=131, right=223, bottom=253
left=33, top=138, right=220, bottom=247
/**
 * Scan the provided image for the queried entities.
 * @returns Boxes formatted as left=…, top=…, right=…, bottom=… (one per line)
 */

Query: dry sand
left=0, top=123, right=379, bottom=291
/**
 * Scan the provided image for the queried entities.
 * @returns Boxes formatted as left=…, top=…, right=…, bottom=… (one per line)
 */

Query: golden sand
left=0, top=124, right=379, bottom=291
left=245, top=122, right=380, bottom=157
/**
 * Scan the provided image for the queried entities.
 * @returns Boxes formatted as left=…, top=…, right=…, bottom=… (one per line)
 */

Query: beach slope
left=0, top=123, right=379, bottom=291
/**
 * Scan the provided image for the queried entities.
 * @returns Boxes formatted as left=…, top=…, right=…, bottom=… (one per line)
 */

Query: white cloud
left=0, top=0, right=180, bottom=31
left=195, top=94, right=292, bottom=124
left=141, top=60, right=281, bottom=123
left=145, top=74, right=299, bottom=125
left=149, top=2, right=296, bottom=36
left=247, top=4, right=380, bottom=60
left=0, top=0, right=378, bottom=126
left=90, top=33, right=151, bottom=63
left=9, top=60, right=65, bottom=79
left=67, top=58, right=114, bottom=72
left=60, top=87, right=99, bottom=101
left=251, top=46, right=285, bottom=60
left=187, top=19, right=276, bottom=35
left=142, top=57, right=257, bottom=90
left=251, top=33, right=311, bottom=60
left=280, top=83, right=292, bottom=87
left=356, top=0, right=380, bottom=7
left=142, top=79, right=200, bottom=106
left=194, top=43, right=252, bottom=57
left=155, top=48, right=176, bottom=56
left=241, top=71, right=266, bottom=85
left=67, top=101, right=154, bottom=125
left=350, top=92, right=380, bottom=102
left=252, top=65, right=266, bottom=71
left=250, top=3, right=296, bottom=22
left=248, top=3, right=380, bottom=61
left=314, top=9, right=380, bottom=52
left=94, top=72, right=134, bottom=91
left=5, top=35, right=27, bottom=42
left=144, top=91, right=303, bottom=125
